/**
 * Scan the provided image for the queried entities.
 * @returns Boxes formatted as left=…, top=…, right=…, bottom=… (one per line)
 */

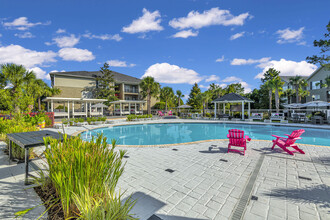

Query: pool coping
left=71, top=119, right=330, bottom=148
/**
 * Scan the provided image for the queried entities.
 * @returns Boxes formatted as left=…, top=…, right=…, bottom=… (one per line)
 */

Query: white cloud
left=0, top=44, right=56, bottom=69
left=122, top=8, right=163, bottom=34
left=221, top=76, right=252, bottom=93
left=53, top=34, right=80, bottom=48
left=255, top=58, right=317, bottom=79
left=216, top=55, right=225, bottom=62
left=14, top=32, right=35, bottom=38
left=230, top=31, right=245, bottom=40
left=56, top=28, right=66, bottom=34
left=199, top=85, right=209, bottom=89
left=205, top=74, right=220, bottom=82
left=107, top=59, right=135, bottom=67
left=231, top=57, right=271, bottom=65
left=172, top=29, right=198, bottom=38
left=83, top=32, right=122, bottom=41
left=29, top=67, right=50, bottom=80
left=276, top=27, right=304, bottom=44
left=169, top=7, right=251, bottom=30
left=142, top=63, right=202, bottom=84
left=3, top=17, right=50, bottom=30
left=58, top=48, right=95, bottom=62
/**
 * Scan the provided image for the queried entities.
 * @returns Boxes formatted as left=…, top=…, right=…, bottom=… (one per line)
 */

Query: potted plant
left=38, top=117, right=45, bottom=128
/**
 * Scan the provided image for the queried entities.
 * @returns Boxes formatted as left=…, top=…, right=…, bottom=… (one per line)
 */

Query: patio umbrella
left=283, top=103, right=306, bottom=109
left=302, top=101, right=330, bottom=107
left=176, top=104, right=192, bottom=109
left=91, top=103, right=108, bottom=108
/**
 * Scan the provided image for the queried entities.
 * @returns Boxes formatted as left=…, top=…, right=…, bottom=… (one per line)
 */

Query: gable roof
left=213, top=93, right=253, bottom=103
left=50, top=70, right=141, bottom=84
left=307, top=66, right=328, bottom=81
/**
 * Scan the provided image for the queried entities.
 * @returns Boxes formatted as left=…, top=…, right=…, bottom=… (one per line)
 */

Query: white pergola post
left=135, top=103, right=137, bottom=114
left=214, top=102, right=217, bottom=119
left=51, top=100, right=54, bottom=112
left=120, top=103, right=122, bottom=116
left=85, top=101, right=88, bottom=117
left=248, top=102, right=251, bottom=119
left=89, top=102, right=92, bottom=117
left=242, top=101, right=245, bottom=120
left=67, top=101, right=70, bottom=118
left=72, top=101, right=75, bottom=118
left=101, top=104, right=103, bottom=116
left=128, top=103, right=131, bottom=115
left=223, top=103, right=225, bottom=114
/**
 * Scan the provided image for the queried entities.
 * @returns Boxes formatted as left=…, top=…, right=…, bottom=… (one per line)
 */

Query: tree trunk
left=38, top=97, right=41, bottom=111
left=269, top=89, right=272, bottom=111
left=203, top=101, right=205, bottom=117
left=296, top=87, right=299, bottom=103
left=165, top=101, right=167, bottom=111
left=147, top=94, right=151, bottom=114
left=275, top=88, right=279, bottom=113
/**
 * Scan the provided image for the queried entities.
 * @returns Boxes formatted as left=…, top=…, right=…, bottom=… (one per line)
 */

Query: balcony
left=124, top=88, right=139, bottom=93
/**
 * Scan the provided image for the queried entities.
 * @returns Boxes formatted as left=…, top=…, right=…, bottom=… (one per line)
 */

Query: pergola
left=43, top=97, right=108, bottom=118
left=109, top=100, right=146, bottom=116
left=212, top=93, right=253, bottom=120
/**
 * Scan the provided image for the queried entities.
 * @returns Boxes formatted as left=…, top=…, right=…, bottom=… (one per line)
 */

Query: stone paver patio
left=0, top=119, right=329, bottom=219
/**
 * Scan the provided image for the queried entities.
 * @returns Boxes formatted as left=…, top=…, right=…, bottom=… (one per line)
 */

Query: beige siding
left=55, top=75, right=96, bottom=88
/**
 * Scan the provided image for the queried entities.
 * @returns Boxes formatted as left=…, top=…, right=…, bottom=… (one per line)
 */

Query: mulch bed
left=34, top=184, right=66, bottom=220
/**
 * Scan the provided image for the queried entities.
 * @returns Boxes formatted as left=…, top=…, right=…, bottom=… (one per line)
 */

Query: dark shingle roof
left=50, top=71, right=141, bottom=84
left=213, top=93, right=253, bottom=102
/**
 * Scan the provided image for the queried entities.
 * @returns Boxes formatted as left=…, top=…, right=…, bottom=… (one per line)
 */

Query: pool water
left=81, top=123, right=330, bottom=146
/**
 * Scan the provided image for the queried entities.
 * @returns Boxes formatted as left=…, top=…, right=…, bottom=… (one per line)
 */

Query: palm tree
left=265, top=80, right=275, bottom=111
left=0, top=63, right=35, bottom=112
left=289, top=76, right=303, bottom=103
left=176, top=90, right=184, bottom=107
left=273, top=76, right=284, bottom=113
left=198, top=91, right=212, bottom=116
left=160, top=86, right=175, bottom=111
left=283, top=88, right=295, bottom=104
left=140, top=76, right=160, bottom=114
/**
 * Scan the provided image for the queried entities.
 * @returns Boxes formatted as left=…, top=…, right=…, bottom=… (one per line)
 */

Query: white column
left=101, top=104, right=103, bottom=116
left=89, top=102, right=92, bottom=117
left=248, top=102, right=251, bottom=119
left=242, top=101, right=245, bottom=120
left=67, top=101, right=70, bottom=118
left=223, top=103, right=225, bottom=114
left=120, top=103, right=122, bottom=116
left=214, top=102, right=217, bottom=119
left=85, top=102, right=88, bottom=117
left=72, top=101, right=75, bottom=118
left=51, top=100, right=54, bottom=112
left=135, top=103, right=137, bottom=114
left=128, top=103, right=131, bottom=115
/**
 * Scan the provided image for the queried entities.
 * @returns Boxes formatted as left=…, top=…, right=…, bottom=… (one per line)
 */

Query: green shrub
left=78, top=118, right=85, bottom=123
left=100, top=117, right=107, bottom=122
left=205, top=113, right=211, bottom=117
left=153, top=102, right=165, bottom=110
left=126, top=115, right=137, bottom=121
left=86, top=117, right=92, bottom=124
left=37, top=135, right=136, bottom=219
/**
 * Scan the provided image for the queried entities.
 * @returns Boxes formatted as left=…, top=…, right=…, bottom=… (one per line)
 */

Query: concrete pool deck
left=1, top=119, right=329, bottom=219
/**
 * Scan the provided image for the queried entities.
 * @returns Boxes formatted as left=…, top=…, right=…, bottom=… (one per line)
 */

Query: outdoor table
left=7, top=130, right=67, bottom=185
left=312, top=116, right=324, bottom=125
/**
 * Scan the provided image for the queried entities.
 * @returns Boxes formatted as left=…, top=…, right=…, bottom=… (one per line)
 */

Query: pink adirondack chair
left=168, top=110, right=173, bottom=116
left=271, top=129, right=305, bottom=155
left=158, top=111, right=164, bottom=117
left=227, top=129, right=251, bottom=155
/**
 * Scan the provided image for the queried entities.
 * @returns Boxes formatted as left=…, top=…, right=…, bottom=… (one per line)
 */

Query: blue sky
left=1, top=0, right=329, bottom=100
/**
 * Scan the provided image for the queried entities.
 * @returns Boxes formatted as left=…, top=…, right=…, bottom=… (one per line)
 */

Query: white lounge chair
left=250, top=113, right=263, bottom=120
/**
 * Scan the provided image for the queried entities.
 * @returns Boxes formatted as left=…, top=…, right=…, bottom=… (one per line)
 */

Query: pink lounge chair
left=168, top=110, right=173, bottom=116
left=158, top=111, right=164, bottom=117
left=227, top=129, right=251, bottom=155
left=271, top=129, right=305, bottom=155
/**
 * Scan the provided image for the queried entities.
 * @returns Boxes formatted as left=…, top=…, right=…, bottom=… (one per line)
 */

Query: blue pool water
left=81, top=123, right=330, bottom=146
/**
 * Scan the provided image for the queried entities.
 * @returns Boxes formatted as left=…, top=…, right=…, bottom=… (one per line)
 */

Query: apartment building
left=306, top=66, right=330, bottom=102
left=49, top=70, right=157, bottom=115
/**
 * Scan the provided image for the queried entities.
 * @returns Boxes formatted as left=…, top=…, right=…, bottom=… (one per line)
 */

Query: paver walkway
left=0, top=120, right=329, bottom=220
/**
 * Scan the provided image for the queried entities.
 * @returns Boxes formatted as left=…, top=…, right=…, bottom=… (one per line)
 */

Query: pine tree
left=94, top=63, right=117, bottom=104
left=187, top=83, right=202, bottom=109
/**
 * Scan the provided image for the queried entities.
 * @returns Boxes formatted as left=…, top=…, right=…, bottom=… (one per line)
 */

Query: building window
left=124, top=85, right=138, bottom=93
left=311, top=81, right=321, bottom=90
left=82, top=91, right=93, bottom=98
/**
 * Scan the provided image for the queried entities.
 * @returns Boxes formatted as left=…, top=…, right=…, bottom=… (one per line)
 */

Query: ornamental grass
left=38, top=135, right=136, bottom=219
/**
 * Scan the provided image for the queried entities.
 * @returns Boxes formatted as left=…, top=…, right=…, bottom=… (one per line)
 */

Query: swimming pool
left=81, top=123, right=330, bottom=146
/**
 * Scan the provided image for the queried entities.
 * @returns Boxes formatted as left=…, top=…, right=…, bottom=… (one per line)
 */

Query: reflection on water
left=81, top=123, right=330, bottom=146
